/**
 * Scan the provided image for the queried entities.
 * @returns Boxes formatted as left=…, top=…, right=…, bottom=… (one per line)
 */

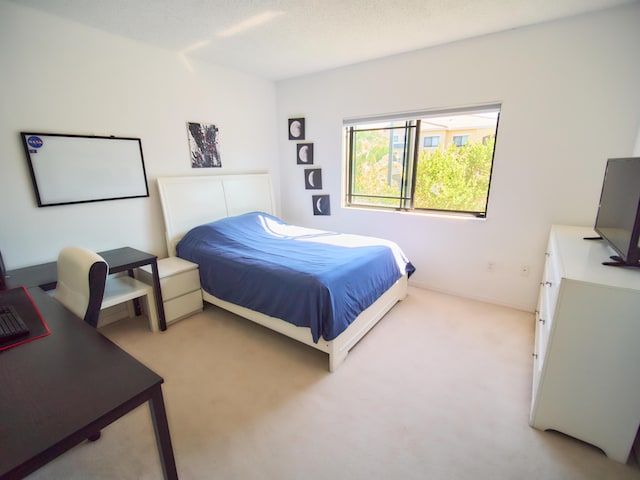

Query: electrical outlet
left=487, top=261, right=495, bottom=272
left=520, top=265, right=530, bottom=277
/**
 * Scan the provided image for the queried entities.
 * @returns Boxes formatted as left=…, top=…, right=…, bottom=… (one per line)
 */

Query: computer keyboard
left=0, top=304, right=30, bottom=341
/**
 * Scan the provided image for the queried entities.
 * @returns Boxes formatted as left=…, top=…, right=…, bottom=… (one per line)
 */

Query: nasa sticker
left=27, top=135, right=44, bottom=154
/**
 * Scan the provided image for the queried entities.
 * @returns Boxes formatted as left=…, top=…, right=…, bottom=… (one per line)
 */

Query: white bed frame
left=157, top=173, right=407, bottom=371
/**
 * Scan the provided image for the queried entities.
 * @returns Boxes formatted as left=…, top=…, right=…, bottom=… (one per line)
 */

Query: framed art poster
left=304, top=168, right=322, bottom=189
left=187, top=122, right=221, bottom=168
left=312, top=195, right=330, bottom=215
left=288, top=118, right=305, bottom=140
left=297, top=143, right=313, bottom=164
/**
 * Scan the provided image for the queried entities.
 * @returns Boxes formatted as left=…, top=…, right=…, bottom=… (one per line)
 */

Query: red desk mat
left=0, top=286, right=51, bottom=351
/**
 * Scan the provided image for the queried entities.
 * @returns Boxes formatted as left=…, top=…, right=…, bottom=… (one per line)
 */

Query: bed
left=156, top=174, right=414, bottom=371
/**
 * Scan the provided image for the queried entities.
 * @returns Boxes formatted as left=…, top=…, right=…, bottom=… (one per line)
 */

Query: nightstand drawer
left=161, top=269, right=200, bottom=301
left=138, top=257, right=203, bottom=326
left=138, top=260, right=201, bottom=301
left=165, top=290, right=203, bottom=323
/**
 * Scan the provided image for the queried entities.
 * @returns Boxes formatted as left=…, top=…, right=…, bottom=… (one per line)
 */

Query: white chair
left=55, top=246, right=159, bottom=331
left=54, top=246, right=108, bottom=328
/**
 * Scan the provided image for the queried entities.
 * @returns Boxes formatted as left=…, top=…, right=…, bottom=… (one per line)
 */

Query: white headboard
left=157, top=173, right=276, bottom=256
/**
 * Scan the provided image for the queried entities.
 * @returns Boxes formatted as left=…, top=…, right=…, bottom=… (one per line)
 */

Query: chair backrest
left=54, top=247, right=108, bottom=328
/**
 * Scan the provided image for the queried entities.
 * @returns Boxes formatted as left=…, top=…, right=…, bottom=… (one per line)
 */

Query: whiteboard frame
left=20, top=132, right=150, bottom=207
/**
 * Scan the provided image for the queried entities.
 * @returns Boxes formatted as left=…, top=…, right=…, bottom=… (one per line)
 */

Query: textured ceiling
left=9, top=0, right=638, bottom=80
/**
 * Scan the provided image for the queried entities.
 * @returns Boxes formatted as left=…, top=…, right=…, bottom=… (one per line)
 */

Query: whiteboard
left=20, top=132, right=149, bottom=207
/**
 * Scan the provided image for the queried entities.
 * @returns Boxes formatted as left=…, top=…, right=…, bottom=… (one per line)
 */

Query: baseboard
left=407, top=280, right=534, bottom=313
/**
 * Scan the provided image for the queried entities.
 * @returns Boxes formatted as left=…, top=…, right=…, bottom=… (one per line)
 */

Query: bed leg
left=329, top=349, right=348, bottom=372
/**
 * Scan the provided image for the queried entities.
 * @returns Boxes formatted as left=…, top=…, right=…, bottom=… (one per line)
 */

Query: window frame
left=344, top=103, right=501, bottom=218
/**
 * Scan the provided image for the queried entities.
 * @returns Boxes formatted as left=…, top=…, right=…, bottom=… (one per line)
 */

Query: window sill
left=345, top=205, right=487, bottom=221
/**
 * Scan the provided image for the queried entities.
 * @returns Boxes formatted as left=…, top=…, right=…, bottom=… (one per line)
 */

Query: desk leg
left=127, top=268, right=143, bottom=316
left=149, top=385, right=178, bottom=480
left=149, top=259, right=167, bottom=331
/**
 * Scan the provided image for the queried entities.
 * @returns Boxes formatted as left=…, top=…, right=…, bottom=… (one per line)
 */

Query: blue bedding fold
left=176, top=212, right=415, bottom=342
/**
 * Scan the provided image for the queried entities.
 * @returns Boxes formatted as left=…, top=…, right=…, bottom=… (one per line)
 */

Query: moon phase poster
left=288, top=118, right=305, bottom=140
left=312, top=195, right=330, bottom=216
left=304, top=168, right=322, bottom=190
left=296, top=143, right=313, bottom=164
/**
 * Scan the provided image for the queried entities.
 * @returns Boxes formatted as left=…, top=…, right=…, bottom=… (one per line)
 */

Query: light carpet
left=27, top=287, right=640, bottom=479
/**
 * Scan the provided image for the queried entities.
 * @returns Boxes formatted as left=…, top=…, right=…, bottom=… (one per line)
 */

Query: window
left=452, top=135, right=469, bottom=147
left=423, top=135, right=440, bottom=148
left=392, top=133, right=405, bottom=149
left=345, top=104, right=500, bottom=217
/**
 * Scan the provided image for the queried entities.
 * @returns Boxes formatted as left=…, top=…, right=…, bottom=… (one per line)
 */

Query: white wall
left=276, top=4, right=640, bottom=311
left=0, top=2, right=279, bottom=269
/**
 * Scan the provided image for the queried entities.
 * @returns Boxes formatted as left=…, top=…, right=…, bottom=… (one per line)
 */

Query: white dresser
left=138, top=257, right=203, bottom=326
left=530, top=225, right=640, bottom=463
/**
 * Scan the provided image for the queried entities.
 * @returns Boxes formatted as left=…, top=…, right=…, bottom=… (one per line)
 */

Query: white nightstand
left=138, top=257, right=203, bottom=326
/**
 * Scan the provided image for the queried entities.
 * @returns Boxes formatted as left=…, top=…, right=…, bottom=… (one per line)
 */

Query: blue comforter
left=176, top=212, right=415, bottom=342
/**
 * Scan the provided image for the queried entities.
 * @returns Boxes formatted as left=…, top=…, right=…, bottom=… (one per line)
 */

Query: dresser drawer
left=540, top=280, right=558, bottom=328
left=535, top=292, right=550, bottom=364
left=531, top=325, right=543, bottom=408
left=542, top=253, right=561, bottom=324
left=165, top=290, right=203, bottom=324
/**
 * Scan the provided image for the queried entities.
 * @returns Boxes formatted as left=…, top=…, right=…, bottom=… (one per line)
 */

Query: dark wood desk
left=6, top=247, right=167, bottom=331
left=0, top=288, right=178, bottom=479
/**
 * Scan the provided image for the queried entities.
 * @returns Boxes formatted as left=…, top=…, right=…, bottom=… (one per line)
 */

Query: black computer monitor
left=594, top=157, right=640, bottom=267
